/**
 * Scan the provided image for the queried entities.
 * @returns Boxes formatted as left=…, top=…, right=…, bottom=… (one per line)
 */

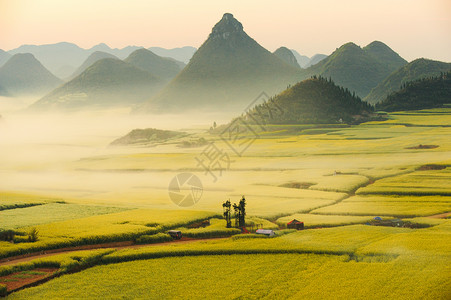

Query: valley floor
left=0, top=108, right=450, bottom=298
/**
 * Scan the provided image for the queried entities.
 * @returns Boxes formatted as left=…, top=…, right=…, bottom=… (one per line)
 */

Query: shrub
left=135, top=233, right=173, bottom=244
left=0, top=284, right=6, bottom=297
left=28, top=227, right=39, bottom=242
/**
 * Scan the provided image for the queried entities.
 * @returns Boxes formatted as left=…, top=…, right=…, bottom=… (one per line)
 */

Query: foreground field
left=0, top=108, right=450, bottom=297
left=7, top=218, right=451, bottom=299
left=10, top=254, right=449, bottom=300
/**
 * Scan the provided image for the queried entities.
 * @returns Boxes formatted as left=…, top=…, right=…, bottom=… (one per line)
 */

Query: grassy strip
left=0, top=203, right=45, bottom=212
left=135, top=233, right=173, bottom=244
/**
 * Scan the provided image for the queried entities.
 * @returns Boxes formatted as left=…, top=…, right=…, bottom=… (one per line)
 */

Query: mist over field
left=1, top=5, right=450, bottom=299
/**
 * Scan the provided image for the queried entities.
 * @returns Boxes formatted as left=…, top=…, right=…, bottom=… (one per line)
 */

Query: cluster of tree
left=222, top=196, right=246, bottom=228
left=240, top=76, right=374, bottom=125
left=376, top=72, right=451, bottom=112
left=0, top=228, right=39, bottom=242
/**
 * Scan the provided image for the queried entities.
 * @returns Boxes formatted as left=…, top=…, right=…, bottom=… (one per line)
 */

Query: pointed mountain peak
left=209, top=13, right=244, bottom=40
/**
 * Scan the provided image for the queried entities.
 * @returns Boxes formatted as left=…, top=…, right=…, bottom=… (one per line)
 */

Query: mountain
left=8, top=42, right=143, bottom=76
left=124, top=49, right=182, bottom=80
left=68, top=51, right=118, bottom=80
left=87, top=43, right=142, bottom=59
left=8, top=42, right=88, bottom=76
left=54, top=65, right=77, bottom=79
left=306, top=41, right=407, bottom=98
left=0, top=53, right=62, bottom=96
left=0, top=84, right=7, bottom=96
left=363, top=41, right=407, bottom=70
left=365, top=58, right=451, bottom=104
left=305, top=54, right=327, bottom=68
left=29, top=58, right=163, bottom=110
left=290, top=50, right=310, bottom=68
left=376, top=72, right=451, bottom=112
left=0, top=49, right=11, bottom=67
left=273, top=47, right=300, bottom=68
left=148, top=46, right=197, bottom=64
left=236, top=76, right=373, bottom=125
left=140, top=13, right=303, bottom=113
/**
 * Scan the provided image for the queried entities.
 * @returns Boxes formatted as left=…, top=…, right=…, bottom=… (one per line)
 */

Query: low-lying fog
left=0, top=96, right=235, bottom=205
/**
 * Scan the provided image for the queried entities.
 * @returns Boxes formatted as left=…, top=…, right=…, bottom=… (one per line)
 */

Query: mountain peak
left=209, top=13, right=244, bottom=40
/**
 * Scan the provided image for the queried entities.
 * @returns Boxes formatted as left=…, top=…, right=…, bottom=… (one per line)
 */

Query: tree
left=28, top=227, right=39, bottom=242
left=213, top=121, right=217, bottom=129
left=233, top=203, right=240, bottom=228
left=222, top=199, right=232, bottom=228
left=238, top=196, right=246, bottom=227
left=231, top=196, right=246, bottom=228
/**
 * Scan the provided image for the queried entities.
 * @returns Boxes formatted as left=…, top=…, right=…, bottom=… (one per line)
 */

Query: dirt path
left=0, top=268, right=58, bottom=292
left=0, top=237, right=228, bottom=267
left=427, top=212, right=451, bottom=219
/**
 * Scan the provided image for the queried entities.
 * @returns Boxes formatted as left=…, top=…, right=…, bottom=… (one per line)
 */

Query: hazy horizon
left=1, top=0, right=450, bottom=62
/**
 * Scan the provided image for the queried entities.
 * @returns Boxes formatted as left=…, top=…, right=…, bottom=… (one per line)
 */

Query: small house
left=255, top=229, right=275, bottom=237
left=370, top=218, right=404, bottom=227
left=167, top=230, right=182, bottom=239
left=287, top=219, right=304, bottom=230
left=389, top=219, right=404, bottom=227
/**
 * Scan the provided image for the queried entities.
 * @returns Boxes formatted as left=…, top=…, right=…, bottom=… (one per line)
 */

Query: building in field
left=167, top=230, right=182, bottom=239
left=255, top=229, right=275, bottom=237
left=370, top=218, right=404, bottom=227
left=287, top=219, right=304, bottom=230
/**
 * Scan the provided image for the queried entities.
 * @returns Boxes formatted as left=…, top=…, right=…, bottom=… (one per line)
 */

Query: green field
left=8, top=218, right=451, bottom=299
left=1, top=108, right=450, bottom=297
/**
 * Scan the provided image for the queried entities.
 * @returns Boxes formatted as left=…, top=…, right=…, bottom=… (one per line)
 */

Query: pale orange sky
left=0, top=0, right=450, bottom=61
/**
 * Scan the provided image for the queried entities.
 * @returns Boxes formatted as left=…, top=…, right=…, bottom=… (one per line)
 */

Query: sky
left=0, top=0, right=450, bottom=62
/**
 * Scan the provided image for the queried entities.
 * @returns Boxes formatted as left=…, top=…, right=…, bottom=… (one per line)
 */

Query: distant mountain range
left=290, top=50, right=327, bottom=68
left=124, top=48, right=183, bottom=81
left=306, top=41, right=407, bottom=98
left=365, top=58, right=451, bottom=104
left=235, top=76, right=374, bottom=125
left=29, top=58, right=163, bottom=110
left=0, top=53, right=62, bottom=96
left=148, top=47, right=197, bottom=64
left=274, top=47, right=300, bottom=68
left=0, top=49, right=11, bottom=67
left=139, top=13, right=302, bottom=113
left=7, top=43, right=196, bottom=79
left=3, top=13, right=450, bottom=115
left=68, top=51, right=118, bottom=80
left=376, top=72, right=451, bottom=112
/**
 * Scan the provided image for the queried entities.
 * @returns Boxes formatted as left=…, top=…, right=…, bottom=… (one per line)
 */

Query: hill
left=124, top=49, right=182, bottom=80
left=8, top=42, right=88, bottom=76
left=305, top=54, right=327, bottom=68
left=273, top=47, right=300, bottom=68
left=0, top=49, right=11, bottom=67
left=148, top=46, right=197, bottom=64
left=290, top=50, right=310, bottom=68
left=8, top=42, right=143, bottom=78
left=363, top=41, right=407, bottom=71
left=306, top=41, right=407, bottom=98
left=87, top=43, right=141, bottom=59
left=238, top=76, right=374, bottom=125
left=68, top=51, right=119, bottom=80
left=111, top=128, right=187, bottom=146
left=140, top=13, right=303, bottom=113
left=0, top=53, right=62, bottom=96
left=29, top=58, right=163, bottom=110
left=376, top=72, right=451, bottom=112
left=365, top=58, right=451, bottom=104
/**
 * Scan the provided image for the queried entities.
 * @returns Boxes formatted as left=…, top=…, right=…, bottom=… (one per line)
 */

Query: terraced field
left=1, top=108, right=450, bottom=298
